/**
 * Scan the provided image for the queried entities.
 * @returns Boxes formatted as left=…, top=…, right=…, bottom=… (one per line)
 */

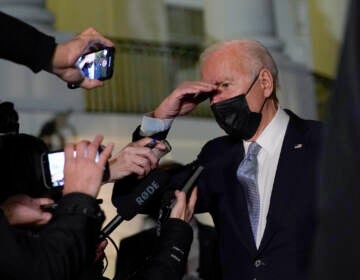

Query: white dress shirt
left=140, top=108, right=290, bottom=248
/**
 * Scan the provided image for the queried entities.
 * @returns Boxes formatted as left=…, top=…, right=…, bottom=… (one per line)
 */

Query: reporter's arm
left=0, top=193, right=104, bottom=280
left=0, top=11, right=56, bottom=73
left=0, top=135, right=112, bottom=280
left=0, top=194, right=53, bottom=226
left=51, top=28, right=114, bottom=90
left=132, top=189, right=197, bottom=280
left=0, top=12, right=114, bottom=90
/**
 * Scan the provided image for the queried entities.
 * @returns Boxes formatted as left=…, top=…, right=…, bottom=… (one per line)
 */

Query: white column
left=203, top=0, right=317, bottom=119
left=0, top=0, right=83, bottom=113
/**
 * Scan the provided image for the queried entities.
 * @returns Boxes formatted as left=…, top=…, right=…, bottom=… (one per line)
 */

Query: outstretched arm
left=0, top=11, right=114, bottom=90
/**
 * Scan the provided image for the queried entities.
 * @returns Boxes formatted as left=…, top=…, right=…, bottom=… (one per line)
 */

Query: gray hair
left=200, top=39, right=279, bottom=85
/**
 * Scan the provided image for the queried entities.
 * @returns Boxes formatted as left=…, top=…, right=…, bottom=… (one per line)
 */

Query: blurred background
left=0, top=0, right=349, bottom=277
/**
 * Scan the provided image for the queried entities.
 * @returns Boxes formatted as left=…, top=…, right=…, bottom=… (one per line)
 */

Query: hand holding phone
left=145, top=139, right=172, bottom=159
left=76, top=45, right=115, bottom=81
left=41, top=146, right=110, bottom=190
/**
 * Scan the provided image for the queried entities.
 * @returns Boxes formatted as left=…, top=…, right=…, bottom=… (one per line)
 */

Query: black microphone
left=100, top=169, right=171, bottom=239
left=115, top=168, right=171, bottom=220
left=99, top=214, right=124, bottom=240
left=157, top=163, right=204, bottom=228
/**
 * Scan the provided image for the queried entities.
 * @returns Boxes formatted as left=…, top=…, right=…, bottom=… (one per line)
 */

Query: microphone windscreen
left=113, top=169, right=171, bottom=220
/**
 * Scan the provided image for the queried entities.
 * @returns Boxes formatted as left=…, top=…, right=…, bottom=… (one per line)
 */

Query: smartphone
left=76, top=46, right=115, bottom=81
left=41, top=147, right=110, bottom=190
left=145, top=139, right=172, bottom=159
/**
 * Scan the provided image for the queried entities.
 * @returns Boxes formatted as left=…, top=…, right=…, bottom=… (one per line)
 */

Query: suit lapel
left=258, top=113, right=307, bottom=253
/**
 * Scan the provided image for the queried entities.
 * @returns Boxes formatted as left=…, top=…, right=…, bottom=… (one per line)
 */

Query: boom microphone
left=100, top=169, right=171, bottom=239
left=114, top=168, right=171, bottom=220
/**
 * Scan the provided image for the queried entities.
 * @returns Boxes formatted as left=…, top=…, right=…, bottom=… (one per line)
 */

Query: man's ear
left=259, top=68, right=274, bottom=98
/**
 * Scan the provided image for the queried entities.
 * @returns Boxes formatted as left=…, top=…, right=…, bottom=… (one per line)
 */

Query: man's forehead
left=201, top=57, right=244, bottom=81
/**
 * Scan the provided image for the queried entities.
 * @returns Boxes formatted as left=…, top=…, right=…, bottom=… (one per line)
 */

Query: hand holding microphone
left=108, top=137, right=171, bottom=182
left=100, top=139, right=172, bottom=240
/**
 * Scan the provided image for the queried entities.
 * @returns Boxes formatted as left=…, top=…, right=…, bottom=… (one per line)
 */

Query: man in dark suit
left=113, top=39, right=324, bottom=280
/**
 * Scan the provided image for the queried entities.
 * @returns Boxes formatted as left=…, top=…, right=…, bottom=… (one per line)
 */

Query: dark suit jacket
left=114, top=110, right=324, bottom=280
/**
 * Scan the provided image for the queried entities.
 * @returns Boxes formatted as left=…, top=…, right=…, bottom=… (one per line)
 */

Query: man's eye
left=220, top=82, right=230, bottom=88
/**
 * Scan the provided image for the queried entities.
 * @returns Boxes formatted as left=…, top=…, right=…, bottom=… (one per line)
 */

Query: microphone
left=114, top=168, right=171, bottom=220
left=157, top=162, right=203, bottom=228
left=100, top=168, right=171, bottom=239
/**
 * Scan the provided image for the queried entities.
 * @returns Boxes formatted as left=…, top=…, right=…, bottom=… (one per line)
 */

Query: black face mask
left=210, top=74, right=262, bottom=140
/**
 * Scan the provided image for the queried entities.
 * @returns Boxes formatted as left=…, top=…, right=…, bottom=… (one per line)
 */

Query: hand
left=170, top=187, right=197, bottom=223
left=0, top=194, right=54, bottom=226
left=108, top=138, right=167, bottom=181
left=154, top=81, right=216, bottom=119
left=63, top=134, right=114, bottom=197
left=94, top=239, right=108, bottom=262
left=51, top=28, right=114, bottom=90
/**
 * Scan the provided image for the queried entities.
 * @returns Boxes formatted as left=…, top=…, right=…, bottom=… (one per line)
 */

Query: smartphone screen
left=41, top=149, right=109, bottom=189
left=47, top=151, right=66, bottom=188
left=76, top=47, right=115, bottom=81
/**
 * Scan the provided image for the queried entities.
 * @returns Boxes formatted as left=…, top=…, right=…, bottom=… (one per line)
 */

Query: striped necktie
left=237, top=142, right=261, bottom=241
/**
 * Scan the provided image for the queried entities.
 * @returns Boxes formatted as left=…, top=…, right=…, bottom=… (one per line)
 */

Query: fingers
left=174, top=81, right=217, bottom=97
left=76, top=140, right=90, bottom=158
left=95, top=239, right=108, bottom=261
left=131, top=137, right=157, bottom=148
left=87, top=134, right=113, bottom=167
left=154, top=81, right=217, bottom=118
left=64, top=142, right=75, bottom=163
left=63, top=135, right=113, bottom=197
left=80, top=78, right=104, bottom=90
left=36, top=212, right=53, bottom=225
left=188, top=187, right=197, bottom=211
left=35, top=197, right=55, bottom=206
left=169, top=187, right=198, bottom=222
left=79, top=27, right=114, bottom=48
left=170, top=190, right=187, bottom=219
left=109, top=144, right=159, bottom=180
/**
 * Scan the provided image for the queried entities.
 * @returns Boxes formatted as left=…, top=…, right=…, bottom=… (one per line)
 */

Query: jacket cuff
left=54, top=193, right=105, bottom=223
left=160, top=218, right=193, bottom=255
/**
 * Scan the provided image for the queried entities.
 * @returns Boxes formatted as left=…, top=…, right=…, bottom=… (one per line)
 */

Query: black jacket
left=126, top=219, right=193, bottom=280
left=116, top=219, right=219, bottom=280
left=0, top=193, right=104, bottom=280
left=0, top=11, right=56, bottom=72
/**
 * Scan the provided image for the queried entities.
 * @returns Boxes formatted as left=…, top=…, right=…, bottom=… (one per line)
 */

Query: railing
left=85, top=39, right=213, bottom=117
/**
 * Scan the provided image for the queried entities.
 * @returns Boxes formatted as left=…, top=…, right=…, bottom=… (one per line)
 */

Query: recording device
left=99, top=168, right=171, bottom=240
left=41, top=146, right=110, bottom=190
left=40, top=203, right=59, bottom=212
left=99, top=139, right=172, bottom=239
left=157, top=163, right=204, bottom=227
left=0, top=133, right=51, bottom=202
left=76, top=45, right=115, bottom=81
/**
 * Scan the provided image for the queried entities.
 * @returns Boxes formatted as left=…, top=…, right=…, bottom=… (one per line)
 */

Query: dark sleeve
left=134, top=218, right=193, bottom=280
left=0, top=193, right=104, bottom=280
left=0, top=11, right=56, bottom=73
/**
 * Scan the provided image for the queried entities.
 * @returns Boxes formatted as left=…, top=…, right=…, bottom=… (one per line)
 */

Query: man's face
left=201, top=47, right=263, bottom=113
